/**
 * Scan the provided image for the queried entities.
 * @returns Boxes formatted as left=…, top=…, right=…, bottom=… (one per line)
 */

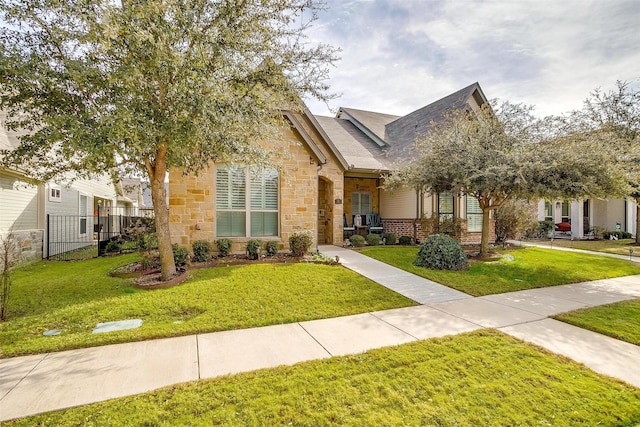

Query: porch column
left=570, top=200, right=583, bottom=238
left=626, top=199, right=636, bottom=236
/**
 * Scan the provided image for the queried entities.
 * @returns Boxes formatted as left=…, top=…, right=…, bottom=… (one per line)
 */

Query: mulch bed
left=110, top=253, right=322, bottom=289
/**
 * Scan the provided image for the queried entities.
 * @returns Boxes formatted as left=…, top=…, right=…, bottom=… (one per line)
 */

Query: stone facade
left=169, top=111, right=345, bottom=253
left=0, top=229, right=43, bottom=268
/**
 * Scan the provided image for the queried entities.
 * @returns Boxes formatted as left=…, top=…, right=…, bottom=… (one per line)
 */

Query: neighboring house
left=0, top=112, right=132, bottom=261
left=168, top=83, right=495, bottom=251
left=537, top=199, right=637, bottom=238
left=315, top=82, right=492, bottom=244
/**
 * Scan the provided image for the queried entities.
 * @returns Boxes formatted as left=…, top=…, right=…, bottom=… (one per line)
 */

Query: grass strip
left=554, top=299, right=640, bottom=346
left=359, top=246, right=640, bottom=296
left=6, top=330, right=640, bottom=426
left=1, top=256, right=415, bottom=357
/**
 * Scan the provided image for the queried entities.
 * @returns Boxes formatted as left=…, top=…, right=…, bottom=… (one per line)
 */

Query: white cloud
left=306, top=0, right=640, bottom=118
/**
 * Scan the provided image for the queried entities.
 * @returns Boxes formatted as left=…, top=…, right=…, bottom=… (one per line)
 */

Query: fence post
left=46, top=213, right=50, bottom=259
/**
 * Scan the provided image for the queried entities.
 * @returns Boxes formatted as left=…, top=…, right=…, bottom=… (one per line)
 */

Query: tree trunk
left=636, top=200, right=640, bottom=245
left=479, top=208, right=491, bottom=257
left=147, top=147, right=176, bottom=281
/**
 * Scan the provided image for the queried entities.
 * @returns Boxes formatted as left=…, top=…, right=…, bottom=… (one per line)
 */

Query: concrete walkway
left=509, top=239, right=640, bottom=263
left=1, top=246, right=640, bottom=421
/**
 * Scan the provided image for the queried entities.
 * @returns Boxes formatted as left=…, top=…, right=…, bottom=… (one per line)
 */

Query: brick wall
left=381, top=218, right=495, bottom=245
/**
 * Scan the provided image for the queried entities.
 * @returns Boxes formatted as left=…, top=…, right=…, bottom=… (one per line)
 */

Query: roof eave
left=282, top=111, right=328, bottom=165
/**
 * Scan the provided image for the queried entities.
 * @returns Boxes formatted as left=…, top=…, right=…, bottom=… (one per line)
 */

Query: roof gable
left=337, top=108, right=400, bottom=147
left=314, top=115, right=388, bottom=172
left=385, top=82, right=485, bottom=149
left=314, top=82, right=489, bottom=171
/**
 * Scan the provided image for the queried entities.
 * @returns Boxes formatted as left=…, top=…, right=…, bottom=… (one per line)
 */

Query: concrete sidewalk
left=2, top=246, right=640, bottom=421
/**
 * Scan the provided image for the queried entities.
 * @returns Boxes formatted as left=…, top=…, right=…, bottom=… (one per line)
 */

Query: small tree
left=0, top=230, right=20, bottom=321
left=494, top=198, right=538, bottom=242
left=386, top=101, right=626, bottom=257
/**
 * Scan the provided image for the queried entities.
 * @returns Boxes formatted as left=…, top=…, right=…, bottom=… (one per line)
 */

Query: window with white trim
left=216, top=166, right=279, bottom=237
left=352, top=191, right=371, bottom=215
left=49, top=187, right=61, bottom=202
left=544, top=201, right=553, bottom=221
left=561, top=201, right=570, bottom=223
left=79, top=195, right=88, bottom=235
left=466, top=195, right=483, bottom=232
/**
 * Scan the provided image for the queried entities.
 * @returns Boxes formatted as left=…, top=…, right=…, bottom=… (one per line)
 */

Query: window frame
left=351, top=191, right=372, bottom=215
left=49, top=186, right=61, bottom=203
left=438, top=192, right=454, bottom=220
left=79, top=194, right=88, bottom=236
left=215, top=165, right=279, bottom=238
left=466, top=195, right=483, bottom=233
left=561, top=201, right=570, bottom=223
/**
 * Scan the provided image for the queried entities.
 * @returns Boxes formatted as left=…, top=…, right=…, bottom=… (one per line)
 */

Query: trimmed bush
left=215, top=238, right=233, bottom=257
left=105, top=240, right=121, bottom=253
left=172, top=244, right=190, bottom=267
left=414, top=234, right=468, bottom=271
left=349, top=234, right=366, bottom=247
left=399, top=235, right=413, bottom=245
left=265, top=241, right=279, bottom=256
left=365, top=233, right=381, bottom=246
left=289, top=230, right=313, bottom=256
left=383, top=232, right=396, bottom=245
left=246, top=239, right=262, bottom=260
left=191, top=240, right=212, bottom=262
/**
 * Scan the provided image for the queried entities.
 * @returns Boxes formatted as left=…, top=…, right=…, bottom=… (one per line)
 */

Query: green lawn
left=531, top=238, right=640, bottom=256
left=554, top=299, right=640, bottom=346
left=359, top=246, right=640, bottom=296
left=7, top=330, right=640, bottom=426
left=0, top=255, right=415, bottom=358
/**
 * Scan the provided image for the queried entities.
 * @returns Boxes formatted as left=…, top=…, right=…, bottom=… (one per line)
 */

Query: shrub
left=349, top=234, right=366, bottom=247
left=105, top=240, right=121, bottom=253
left=246, top=239, right=262, bottom=260
left=172, top=244, right=190, bottom=267
left=603, top=230, right=632, bottom=240
left=365, top=233, right=381, bottom=246
left=140, top=233, right=158, bottom=251
left=383, top=232, right=396, bottom=245
left=590, top=226, right=606, bottom=240
left=215, top=238, right=233, bottom=257
left=536, top=220, right=556, bottom=238
left=399, top=235, right=413, bottom=245
left=421, top=213, right=466, bottom=239
left=265, top=241, right=279, bottom=256
left=289, top=230, right=313, bottom=256
left=191, top=240, right=212, bottom=263
left=414, top=234, right=468, bottom=271
left=121, top=217, right=156, bottom=250
left=495, top=199, right=538, bottom=242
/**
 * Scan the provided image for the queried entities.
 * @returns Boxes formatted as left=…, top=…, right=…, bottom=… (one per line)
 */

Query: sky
left=304, top=0, right=640, bottom=119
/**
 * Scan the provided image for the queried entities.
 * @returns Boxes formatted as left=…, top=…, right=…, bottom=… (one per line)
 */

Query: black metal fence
left=46, top=207, right=154, bottom=260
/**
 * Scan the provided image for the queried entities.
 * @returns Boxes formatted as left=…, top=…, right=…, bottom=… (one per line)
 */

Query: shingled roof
left=313, top=82, right=488, bottom=172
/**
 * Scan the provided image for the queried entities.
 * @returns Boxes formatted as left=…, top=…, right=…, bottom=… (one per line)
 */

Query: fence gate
left=46, top=207, right=154, bottom=260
